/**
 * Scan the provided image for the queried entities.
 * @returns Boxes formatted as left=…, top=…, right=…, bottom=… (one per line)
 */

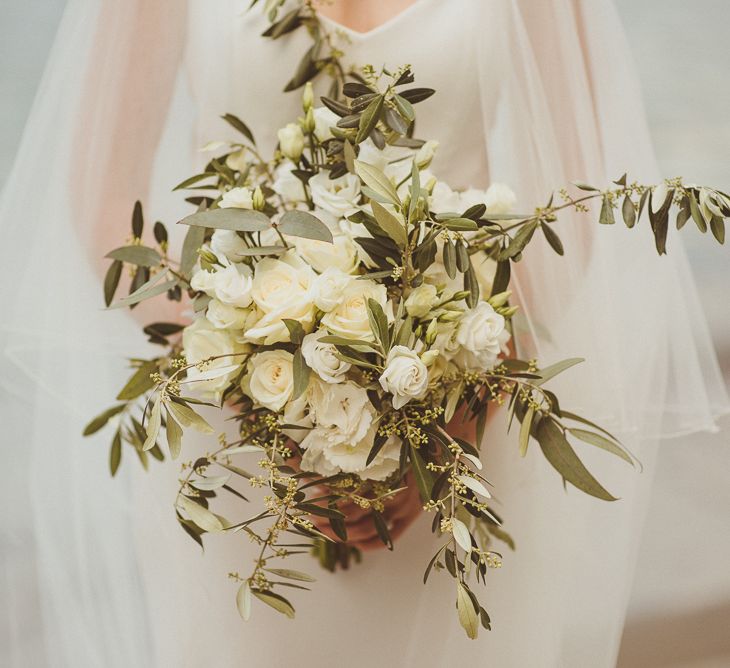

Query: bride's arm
left=71, top=2, right=187, bottom=276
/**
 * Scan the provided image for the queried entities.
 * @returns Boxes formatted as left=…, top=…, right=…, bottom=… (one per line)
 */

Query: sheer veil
left=1, top=0, right=727, bottom=666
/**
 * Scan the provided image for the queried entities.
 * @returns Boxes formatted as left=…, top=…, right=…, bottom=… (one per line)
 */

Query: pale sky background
left=1, top=1, right=729, bottom=663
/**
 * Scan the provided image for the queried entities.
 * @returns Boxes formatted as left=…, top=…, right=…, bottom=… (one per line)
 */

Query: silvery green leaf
left=189, top=474, right=231, bottom=491
left=177, top=495, right=223, bottom=533
left=371, top=200, right=407, bottom=247
left=599, top=197, right=616, bottom=225
left=536, top=418, right=617, bottom=501
left=221, top=113, right=256, bottom=145
left=167, top=400, right=214, bottom=434
left=252, top=590, right=295, bottom=618
left=264, top=568, right=316, bottom=582
left=142, top=396, right=162, bottom=452
left=456, top=583, right=479, bottom=639
left=451, top=517, right=472, bottom=552
left=235, top=245, right=287, bottom=256
left=165, top=408, right=183, bottom=459
left=462, top=453, right=483, bottom=471
left=354, top=160, right=400, bottom=206
left=109, top=429, right=122, bottom=477
left=237, top=582, right=252, bottom=621
left=356, top=94, right=384, bottom=144
left=116, top=360, right=158, bottom=401
left=573, top=182, right=598, bottom=192
left=83, top=404, right=126, bottom=436
left=106, top=245, right=161, bottom=267
left=442, top=217, right=479, bottom=231
left=567, top=428, right=634, bottom=465
left=192, top=364, right=240, bottom=382
left=622, top=195, right=636, bottom=228
left=518, top=405, right=534, bottom=457
left=224, top=444, right=266, bottom=455
left=535, top=358, right=584, bottom=385
left=409, top=444, right=435, bottom=503
left=181, top=208, right=271, bottom=232
left=458, top=475, right=491, bottom=499
left=277, top=210, right=333, bottom=243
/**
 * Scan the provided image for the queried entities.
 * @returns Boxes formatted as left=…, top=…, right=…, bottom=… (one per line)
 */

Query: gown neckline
left=316, top=0, right=434, bottom=39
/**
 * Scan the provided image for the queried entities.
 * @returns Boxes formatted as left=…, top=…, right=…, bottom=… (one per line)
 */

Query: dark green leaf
left=356, top=95, right=384, bottom=144
left=103, top=260, right=123, bottom=307
left=221, top=113, right=256, bottom=145
left=540, top=223, right=564, bottom=255
left=622, top=195, right=636, bottom=228
left=567, top=428, right=633, bottom=465
left=131, top=201, right=144, bottom=237
left=409, top=444, right=435, bottom=503
left=291, top=349, right=310, bottom=401
left=116, top=360, right=157, bottom=401
left=109, top=429, right=122, bottom=476
left=399, top=87, right=435, bottom=104
left=84, top=404, right=125, bottom=436
left=599, top=197, right=616, bottom=225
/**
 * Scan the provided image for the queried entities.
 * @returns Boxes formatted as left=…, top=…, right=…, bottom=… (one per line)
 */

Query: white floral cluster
left=183, top=108, right=513, bottom=481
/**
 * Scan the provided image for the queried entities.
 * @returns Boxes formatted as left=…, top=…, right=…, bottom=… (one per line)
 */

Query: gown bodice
left=184, top=0, right=493, bottom=190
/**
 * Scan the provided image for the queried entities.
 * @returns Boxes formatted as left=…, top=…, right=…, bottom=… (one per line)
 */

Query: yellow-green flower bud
left=303, top=107, right=316, bottom=134
left=425, top=318, right=439, bottom=345
left=488, top=290, right=512, bottom=308
left=252, top=186, right=266, bottom=211
left=420, top=350, right=440, bottom=366
left=302, top=82, right=314, bottom=112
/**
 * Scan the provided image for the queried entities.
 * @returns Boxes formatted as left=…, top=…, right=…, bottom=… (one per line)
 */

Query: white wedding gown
left=2, top=1, right=728, bottom=667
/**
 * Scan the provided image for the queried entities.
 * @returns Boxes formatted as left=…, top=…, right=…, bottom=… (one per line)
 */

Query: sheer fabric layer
left=1, top=1, right=727, bottom=667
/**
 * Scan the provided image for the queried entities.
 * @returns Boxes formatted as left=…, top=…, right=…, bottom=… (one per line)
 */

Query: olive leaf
left=354, top=160, right=400, bottom=206
left=277, top=210, right=333, bottom=243
left=117, top=360, right=158, bottom=401
left=370, top=200, right=407, bottom=247
left=181, top=208, right=270, bottom=232
left=106, top=245, right=161, bottom=267
left=83, top=404, right=126, bottom=436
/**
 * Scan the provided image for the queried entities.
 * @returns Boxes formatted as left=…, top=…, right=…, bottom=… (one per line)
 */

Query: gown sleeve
left=0, top=2, right=186, bottom=665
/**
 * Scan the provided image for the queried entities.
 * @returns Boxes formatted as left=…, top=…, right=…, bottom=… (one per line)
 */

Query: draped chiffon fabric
left=1, top=1, right=727, bottom=666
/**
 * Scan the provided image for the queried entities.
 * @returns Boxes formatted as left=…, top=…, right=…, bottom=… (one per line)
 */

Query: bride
left=2, top=1, right=727, bottom=666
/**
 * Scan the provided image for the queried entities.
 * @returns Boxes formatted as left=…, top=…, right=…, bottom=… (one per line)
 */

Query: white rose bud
left=219, top=186, right=254, bottom=209
left=278, top=123, right=305, bottom=161
left=484, top=183, right=517, bottom=215
left=301, top=330, right=351, bottom=383
left=321, top=279, right=389, bottom=341
left=379, top=345, right=429, bottom=409
left=246, top=350, right=294, bottom=411
left=405, top=283, right=439, bottom=318
left=313, top=106, right=340, bottom=142
left=302, top=81, right=314, bottom=111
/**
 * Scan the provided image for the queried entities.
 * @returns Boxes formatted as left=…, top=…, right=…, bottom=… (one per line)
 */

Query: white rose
left=405, top=283, right=439, bottom=318
left=312, top=106, right=340, bottom=142
left=484, top=183, right=516, bottom=214
left=312, top=267, right=352, bottom=312
left=301, top=330, right=351, bottom=383
left=430, top=180, right=462, bottom=213
left=379, top=345, right=429, bottom=409
left=272, top=162, right=307, bottom=203
left=454, top=302, right=509, bottom=370
left=190, top=266, right=217, bottom=294
left=357, top=140, right=411, bottom=181
left=212, top=263, right=253, bottom=308
left=296, top=232, right=360, bottom=274
left=309, top=172, right=361, bottom=219
left=206, top=299, right=251, bottom=330
left=219, top=186, right=254, bottom=209
left=211, top=229, right=248, bottom=261
left=321, top=279, right=389, bottom=341
left=244, top=252, right=316, bottom=344
left=182, top=318, right=245, bottom=401
left=246, top=350, right=294, bottom=411
left=278, top=123, right=305, bottom=161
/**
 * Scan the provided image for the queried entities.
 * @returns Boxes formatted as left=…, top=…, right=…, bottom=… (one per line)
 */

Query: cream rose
left=246, top=350, right=294, bottom=411
left=206, top=299, right=251, bottom=330
left=320, top=279, right=389, bottom=341
left=301, top=330, right=351, bottom=383
left=309, top=172, right=361, bottom=219
left=182, top=318, right=245, bottom=401
left=219, top=186, right=253, bottom=209
left=312, top=267, right=352, bottom=312
left=277, top=123, right=305, bottom=161
left=454, top=302, right=509, bottom=370
left=379, top=346, right=429, bottom=409
left=295, top=232, right=360, bottom=275
left=405, top=283, right=439, bottom=318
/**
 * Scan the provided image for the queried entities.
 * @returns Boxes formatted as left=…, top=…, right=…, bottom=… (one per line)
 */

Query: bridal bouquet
left=84, top=5, right=728, bottom=638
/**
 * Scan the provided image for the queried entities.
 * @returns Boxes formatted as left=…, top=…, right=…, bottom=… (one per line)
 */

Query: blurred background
left=1, top=1, right=728, bottom=666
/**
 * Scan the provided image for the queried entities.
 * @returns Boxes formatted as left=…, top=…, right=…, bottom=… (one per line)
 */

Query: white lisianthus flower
left=301, top=330, right=351, bottom=383
left=298, top=380, right=399, bottom=480
left=309, top=172, right=361, bottom=219
left=210, top=229, right=247, bottom=261
left=244, top=251, right=316, bottom=344
left=206, top=299, right=251, bottom=330
left=312, top=267, right=352, bottom=312
left=312, top=106, right=340, bottom=142
left=379, top=345, right=429, bottom=409
left=190, top=266, right=217, bottom=294
left=272, top=162, right=307, bottom=203
left=484, top=183, right=516, bottom=215
left=321, top=279, right=389, bottom=341
left=295, top=232, right=360, bottom=274
left=278, top=123, right=305, bottom=161
left=219, top=186, right=254, bottom=209
left=246, top=350, right=294, bottom=411
left=182, top=318, right=245, bottom=401
left=405, top=283, right=439, bottom=318
left=212, top=263, right=254, bottom=308
left=357, top=139, right=411, bottom=181
left=455, top=302, right=509, bottom=370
